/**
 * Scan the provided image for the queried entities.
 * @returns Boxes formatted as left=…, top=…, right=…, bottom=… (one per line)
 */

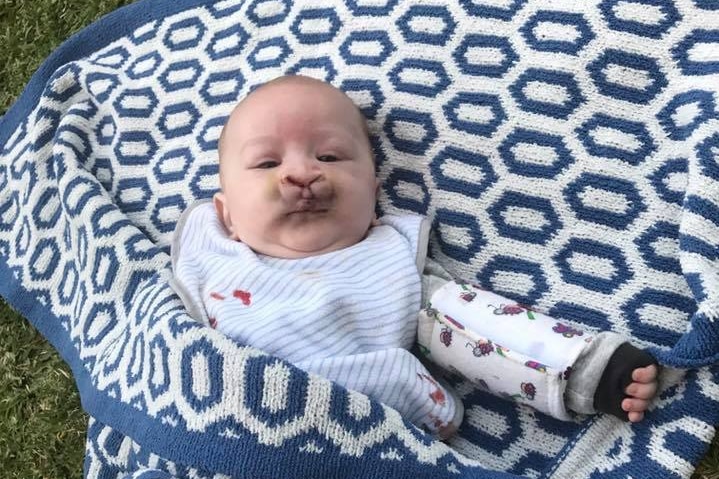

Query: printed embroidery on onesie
left=487, top=302, right=536, bottom=320
left=417, top=373, right=447, bottom=406
left=439, top=327, right=452, bottom=347
left=463, top=339, right=512, bottom=359
left=525, top=360, right=548, bottom=373
left=458, top=282, right=477, bottom=303
left=456, top=280, right=486, bottom=303
left=426, top=413, right=449, bottom=432
left=232, top=289, right=252, bottom=305
left=520, top=382, right=536, bottom=400
left=500, top=382, right=537, bottom=403
left=207, top=289, right=253, bottom=328
left=466, top=339, right=494, bottom=357
left=424, top=305, right=463, bottom=348
left=208, top=289, right=252, bottom=305
left=552, top=322, right=583, bottom=338
left=417, top=374, right=452, bottom=433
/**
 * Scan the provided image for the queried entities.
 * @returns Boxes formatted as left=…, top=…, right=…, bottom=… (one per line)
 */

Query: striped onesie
left=172, top=202, right=653, bottom=433
left=171, top=201, right=461, bottom=435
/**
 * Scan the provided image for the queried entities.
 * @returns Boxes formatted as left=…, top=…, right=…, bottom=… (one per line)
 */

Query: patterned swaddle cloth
left=0, top=0, right=718, bottom=478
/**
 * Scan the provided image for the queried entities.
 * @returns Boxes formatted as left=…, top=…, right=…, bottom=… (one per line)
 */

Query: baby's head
left=214, top=75, right=379, bottom=259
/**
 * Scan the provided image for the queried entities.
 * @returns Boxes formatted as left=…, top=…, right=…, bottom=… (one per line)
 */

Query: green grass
left=1, top=2, right=134, bottom=476
left=0, top=300, right=87, bottom=478
left=0, top=0, right=136, bottom=112
left=0, top=0, right=718, bottom=477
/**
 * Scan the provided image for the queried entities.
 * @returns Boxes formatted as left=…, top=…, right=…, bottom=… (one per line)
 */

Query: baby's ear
left=213, top=192, right=237, bottom=239
left=371, top=178, right=382, bottom=227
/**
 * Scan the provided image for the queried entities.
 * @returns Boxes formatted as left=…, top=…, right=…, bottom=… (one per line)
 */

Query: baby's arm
left=418, top=275, right=659, bottom=422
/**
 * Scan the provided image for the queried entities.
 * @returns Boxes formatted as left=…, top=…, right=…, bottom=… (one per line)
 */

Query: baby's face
left=214, top=77, right=379, bottom=259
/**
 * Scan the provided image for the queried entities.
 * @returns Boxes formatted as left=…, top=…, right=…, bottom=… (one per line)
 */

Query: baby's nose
left=280, top=159, right=323, bottom=189
left=282, top=171, right=321, bottom=188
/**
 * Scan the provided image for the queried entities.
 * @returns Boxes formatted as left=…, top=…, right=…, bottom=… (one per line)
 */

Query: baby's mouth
left=283, top=184, right=333, bottom=215
left=288, top=199, right=329, bottom=215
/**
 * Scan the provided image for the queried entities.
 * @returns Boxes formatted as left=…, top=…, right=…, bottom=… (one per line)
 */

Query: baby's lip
left=287, top=199, right=329, bottom=214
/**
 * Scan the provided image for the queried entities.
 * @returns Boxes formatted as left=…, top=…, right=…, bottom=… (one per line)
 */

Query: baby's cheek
left=264, top=173, right=281, bottom=199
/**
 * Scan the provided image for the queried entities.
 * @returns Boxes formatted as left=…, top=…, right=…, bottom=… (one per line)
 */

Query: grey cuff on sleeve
left=421, top=258, right=454, bottom=307
left=564, top=331, right=627, bottom=415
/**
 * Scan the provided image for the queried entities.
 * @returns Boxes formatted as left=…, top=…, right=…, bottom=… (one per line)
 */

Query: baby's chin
left=252, top=231, right=366, bottom=259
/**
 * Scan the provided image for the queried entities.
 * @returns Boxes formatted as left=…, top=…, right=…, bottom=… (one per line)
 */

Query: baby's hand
left=621, top=364, right=659, bottom=422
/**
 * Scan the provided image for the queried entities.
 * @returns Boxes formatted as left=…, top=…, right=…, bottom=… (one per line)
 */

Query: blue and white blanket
left=1, top=0, right=718, bottom=477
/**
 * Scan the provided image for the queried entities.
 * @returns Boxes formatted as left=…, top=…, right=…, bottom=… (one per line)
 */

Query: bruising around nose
left=280, top=165, right=323, bottom=188
left=282, top=173, right=316, bottom=188
left=278, top=171, right=319, bottom=201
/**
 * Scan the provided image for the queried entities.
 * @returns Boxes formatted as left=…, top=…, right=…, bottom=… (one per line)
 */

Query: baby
left=171, top=75, right=658, bottom=438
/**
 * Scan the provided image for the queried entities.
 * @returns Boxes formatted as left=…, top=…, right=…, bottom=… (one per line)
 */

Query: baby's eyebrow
left=314, top=128, right=363, bottom=147
left=239, top=135, right=277, bottom=152
left=315, top=126, right=355, bottom=138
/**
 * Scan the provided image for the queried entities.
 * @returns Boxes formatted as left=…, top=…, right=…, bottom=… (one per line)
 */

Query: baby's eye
left=317, top=154, right=339, bottom=162
left=255, top=160, right=279, bottom=169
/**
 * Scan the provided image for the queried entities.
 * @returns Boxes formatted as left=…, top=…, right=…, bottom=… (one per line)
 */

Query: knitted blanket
left=1, top=0, right=718, bottom=477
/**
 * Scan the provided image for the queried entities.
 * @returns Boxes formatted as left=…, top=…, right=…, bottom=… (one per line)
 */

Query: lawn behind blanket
left=0, top=0, right=717, bottom=477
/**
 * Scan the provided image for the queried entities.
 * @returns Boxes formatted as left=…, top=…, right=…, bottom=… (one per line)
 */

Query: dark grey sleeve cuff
left=593, top=342, right=658, bottom=420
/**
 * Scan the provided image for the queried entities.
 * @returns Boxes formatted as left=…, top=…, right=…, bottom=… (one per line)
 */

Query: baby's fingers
left=622, top=397, right=649, bottom=413
left=627, top=411, right=645, bottom=423
left=632, top=364, right=658, bottom=383
left=625, top=380, right=657, bottom=400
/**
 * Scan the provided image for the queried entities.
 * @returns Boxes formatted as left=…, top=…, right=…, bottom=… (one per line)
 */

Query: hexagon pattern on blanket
left=2, top=0, right=719, bottom=477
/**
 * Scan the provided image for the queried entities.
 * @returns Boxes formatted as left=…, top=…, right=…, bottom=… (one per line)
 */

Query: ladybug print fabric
left=418, top=280, right=596, bottom=420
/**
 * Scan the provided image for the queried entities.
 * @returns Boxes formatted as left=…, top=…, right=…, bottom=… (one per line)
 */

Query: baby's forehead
left=237, top=77, right=353, bottom=115
left=254, top=75, right=342, bottom=95
left=224, top=79, right=367, bottom=136
left=218, top=76, right=375, bottom=163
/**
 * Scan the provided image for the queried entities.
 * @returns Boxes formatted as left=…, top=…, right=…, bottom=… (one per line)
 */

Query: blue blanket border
left=2, top=0, right=717, bottom=476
